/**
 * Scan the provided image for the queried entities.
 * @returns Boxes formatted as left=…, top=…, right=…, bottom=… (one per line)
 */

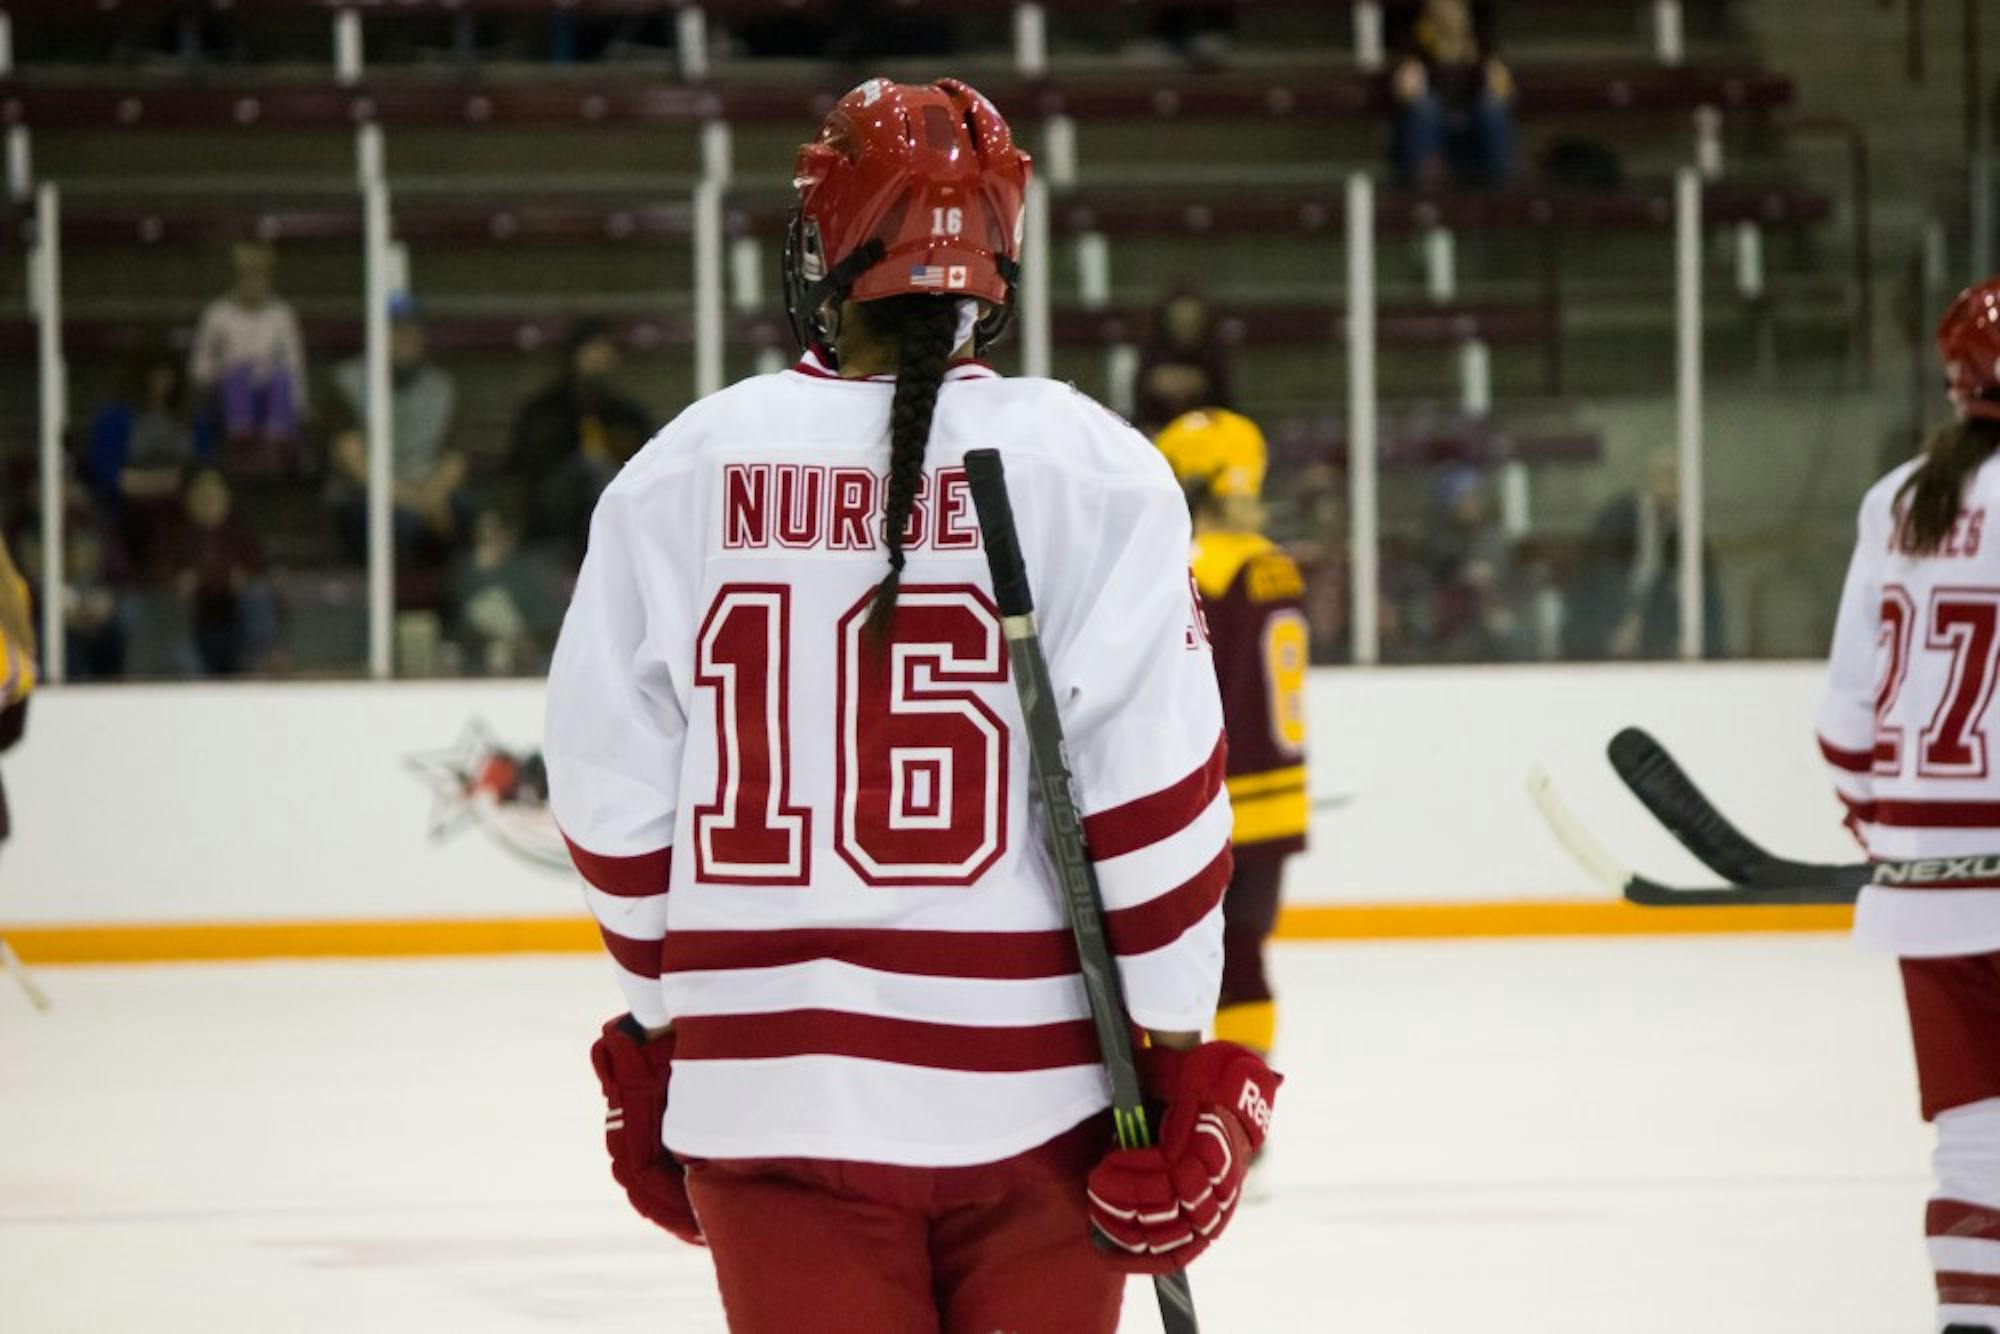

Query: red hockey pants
left=683, top=1118, right=1123, bottom=1334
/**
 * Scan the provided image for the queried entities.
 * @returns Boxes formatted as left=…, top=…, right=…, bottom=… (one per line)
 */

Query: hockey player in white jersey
left=543, top=78, right=1280, bottom=1332
left=1818, top=278, right=2000, bottom=1334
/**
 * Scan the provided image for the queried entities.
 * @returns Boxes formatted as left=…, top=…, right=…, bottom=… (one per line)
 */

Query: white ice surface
left=0, top=936, right=1937, bottom=1332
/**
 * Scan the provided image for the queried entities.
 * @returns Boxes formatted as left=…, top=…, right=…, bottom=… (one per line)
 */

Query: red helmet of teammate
left=783, top=77, right=1032, bottom=365
left=1937, top=277, right=2000, bottom=422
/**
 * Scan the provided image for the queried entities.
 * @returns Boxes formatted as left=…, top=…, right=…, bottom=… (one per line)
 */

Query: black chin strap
left=803, top=239, right=887, bottom=353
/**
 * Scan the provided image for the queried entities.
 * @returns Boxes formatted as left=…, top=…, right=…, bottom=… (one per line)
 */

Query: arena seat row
left=7, top=180, right=1831, bottom=248
left=0, top=63, right=1791, bottom=130
left=0, top=301, right=1556, bottom=359
left=0, top=0, right=1708, bottom=28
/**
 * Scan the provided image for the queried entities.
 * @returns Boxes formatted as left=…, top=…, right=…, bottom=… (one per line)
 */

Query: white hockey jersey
left=544, top=352, right=1229, bottom=1167
left=1817, top=453, right=2000, bottom=957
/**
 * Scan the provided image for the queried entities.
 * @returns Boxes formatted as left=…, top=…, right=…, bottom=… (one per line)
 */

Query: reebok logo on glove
left=1085, top=1041, right=1281, bottom=1276
left=1236, top=1080, right=1273, bottom=1135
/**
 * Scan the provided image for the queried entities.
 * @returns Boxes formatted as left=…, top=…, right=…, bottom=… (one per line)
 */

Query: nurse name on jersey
left=720, top=460, right=979, bottom=554
left=1890, top=507, right=1986, bottom=558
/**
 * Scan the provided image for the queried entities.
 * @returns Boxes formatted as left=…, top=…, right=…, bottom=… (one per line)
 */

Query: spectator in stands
left=1417, top=465, right=1533, bottom=660
left=326, top=297, right=470, bottom=568
left=732, top=0, right=948, bottom=61
left=84, top=352, right=207, bottom=580
left=1135, top=287, right=1235, bottom=435
left=86, top=353, right=202, bottom=507
left=14, top=522, right=127, bottom=681
left=1391, top=0, right=1517, bottom=191
left=189, top=241, right=306, bottom=462
left=449, top=507, right=560, bottom=676
left=1152, top=4, right=1237, bottom=66
left=1285, top=463, right=1353, bottom=663
left=172, top=468, right=275, bottom=677
left=1562, top=447, right=1724, bottom=660
left=507, top=319, right=653, bottom=569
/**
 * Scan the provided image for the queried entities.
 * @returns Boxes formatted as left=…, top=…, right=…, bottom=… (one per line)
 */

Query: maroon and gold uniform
left=1158, top=409, right=1308, bottom=1055
left=1196, top=530, right=1308, bottom=1052
left=0, top=565, right=33, bottom=846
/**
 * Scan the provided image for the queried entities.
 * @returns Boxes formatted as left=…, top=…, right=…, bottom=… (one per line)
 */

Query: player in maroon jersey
left=1157, top=409, right=1310, bottom=1062
left=0, top=537, right=43, bottom=1008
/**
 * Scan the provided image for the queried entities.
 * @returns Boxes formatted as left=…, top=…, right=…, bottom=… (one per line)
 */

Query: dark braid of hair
left=1895, top=418, right=2000, bottom=555
left=864, top=295, right=961, bottom=640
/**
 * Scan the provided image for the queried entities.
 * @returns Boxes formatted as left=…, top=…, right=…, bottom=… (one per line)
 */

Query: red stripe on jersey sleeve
left=1937, top=1271, right=2000, bottom=1306
left=563, top=832, right=672, bottom=898
left=1082, top=734, right=1228, bottom=861
left=664, top=926, right=1081, bottom=980
left=1817, top=735, right=1875, bottom=774
left=598, top=923, right=666, bottom=979
left=1845, top=797, right=2000, bottom=829
left=672, top=1009, right=1103, bottom=1073
left=1930, top=1198, right=2000, bottom=1240
left=1104, top=844, right=1233, bottom=957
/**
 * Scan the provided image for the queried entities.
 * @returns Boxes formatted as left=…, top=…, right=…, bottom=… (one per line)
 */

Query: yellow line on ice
left=0, top=900, right=1849, bottom=965
left=1276, top=900, right=1851, bottom=938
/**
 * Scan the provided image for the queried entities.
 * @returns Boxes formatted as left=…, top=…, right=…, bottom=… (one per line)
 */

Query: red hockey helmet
left=1938, top=278, right=2000, bottom=421
left=783, top=77, right=1032, bottom=363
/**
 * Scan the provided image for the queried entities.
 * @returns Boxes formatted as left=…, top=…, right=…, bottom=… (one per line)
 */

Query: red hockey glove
left=1085, top=1041, right=1280, bottom=1275
left=589, top=1014, right=704, bottom=1246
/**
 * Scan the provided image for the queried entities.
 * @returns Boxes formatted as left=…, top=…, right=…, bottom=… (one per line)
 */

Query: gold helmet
left=1155, top=409, right=1268, bottom=501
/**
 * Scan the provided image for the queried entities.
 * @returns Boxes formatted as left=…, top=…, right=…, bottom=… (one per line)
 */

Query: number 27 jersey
left=1817, top=453, right=2000, bottom=957
left=544, top=358, right=1229, bottom=1167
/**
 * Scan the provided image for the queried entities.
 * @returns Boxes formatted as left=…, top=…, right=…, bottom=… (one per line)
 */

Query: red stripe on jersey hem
left=1084, top=734, right=1229, bottom=861
left=562, top=833, right=672, bottom=899
left=1938, top=1271, right=2000, bottom=1305
left=1931, top=1198, right=2000, bottom=1239
left=1104, top=844, right=1233, bottom=957
left=599, top=924, right=665, bottom=979
left=1817, top=735, right=1876, bottom=774
left=664, top=926, right=1081, bottom=980
left=672, top=1009, right=1103, bottom=1073
left=1844, top=797, right=2000, bottom=830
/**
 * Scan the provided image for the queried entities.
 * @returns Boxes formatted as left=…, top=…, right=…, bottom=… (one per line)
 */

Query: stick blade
left=1525, top=766, right=1634, bottom=894
left=1606, top=726, right=1766, bottom=882
left=1609, top=727, right=1869, bottom=890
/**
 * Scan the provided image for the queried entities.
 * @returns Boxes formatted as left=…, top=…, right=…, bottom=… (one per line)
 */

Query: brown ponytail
left=858, top=295, right=961, bottom=640
left=1895, top=419, right=2000, bottom=555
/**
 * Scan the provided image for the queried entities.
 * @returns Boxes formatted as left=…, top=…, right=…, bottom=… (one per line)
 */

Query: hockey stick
left=1606, top=727, right=1868, bottom=892
left=964, top=449, right=1200, bottom=1334
left=1526, top=766, right=1859, bottom=906
left=0, top=937, right=52, bottom=1011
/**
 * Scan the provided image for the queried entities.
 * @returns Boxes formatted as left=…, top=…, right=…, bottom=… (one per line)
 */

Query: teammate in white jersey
left=544, top=78, right=1279, bottom=1332
left=1818, top=278, right=2000, bottom=1334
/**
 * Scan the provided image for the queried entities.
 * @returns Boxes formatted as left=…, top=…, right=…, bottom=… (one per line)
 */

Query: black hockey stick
left=1606, top=727, right=1868, bottom=893
left=1524, top=766, right=1804, bottom=904
left=1534, top=763, right=2000, bottom=905
left=964, top=449, right=1200, bottom=1334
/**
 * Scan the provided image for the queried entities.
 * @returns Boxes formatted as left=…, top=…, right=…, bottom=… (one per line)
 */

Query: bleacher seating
left=0, top=0, right=1871, bottom=673
left=0, top=63, right=1792, bottom=131
left=10, top=179, right=1831, bottom=250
